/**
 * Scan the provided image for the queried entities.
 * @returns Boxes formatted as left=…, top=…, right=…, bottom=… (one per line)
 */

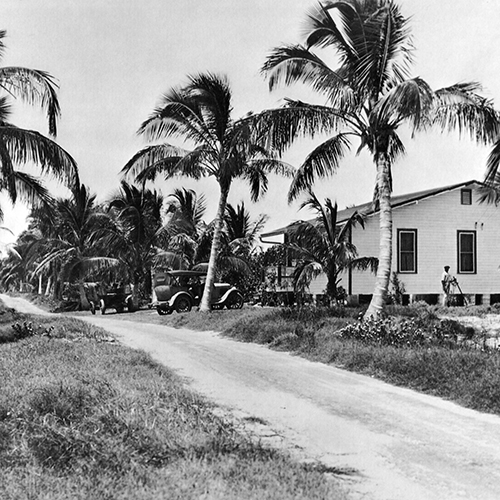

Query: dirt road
left=3, top=294, right=500, bottom=499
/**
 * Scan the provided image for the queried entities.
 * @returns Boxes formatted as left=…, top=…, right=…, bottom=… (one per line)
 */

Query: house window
left=397, top=229, right=417, bottom=273
left=457, top=231, right=476, bottom=273
left=461, top=189, right=472, bottom=205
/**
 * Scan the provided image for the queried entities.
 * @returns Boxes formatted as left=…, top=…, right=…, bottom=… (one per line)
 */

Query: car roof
left=162, top=270, right=207, bottom=277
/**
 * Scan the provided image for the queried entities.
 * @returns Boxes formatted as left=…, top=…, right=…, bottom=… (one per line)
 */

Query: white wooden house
left=261, top=180, right=500, bottom=305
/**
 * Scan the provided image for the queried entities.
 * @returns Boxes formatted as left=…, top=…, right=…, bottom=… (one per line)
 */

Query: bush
left=338, top=313, right=480, bottom=349
left=338, top=315, right=427, bottom=347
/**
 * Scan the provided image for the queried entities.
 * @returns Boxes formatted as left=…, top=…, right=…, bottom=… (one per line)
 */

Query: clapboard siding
left=349, top=184, right=500, bottom=295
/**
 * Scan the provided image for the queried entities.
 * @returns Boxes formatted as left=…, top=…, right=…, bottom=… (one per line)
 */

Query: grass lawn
left=0, top=302, right=349, bottom=500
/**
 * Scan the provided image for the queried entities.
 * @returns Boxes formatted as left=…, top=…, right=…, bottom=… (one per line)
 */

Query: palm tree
left=35, top=184, right=116, bottom=309
left=0, top=30, right=78, bottom=206
left=286, top=192, right=377, bottom=302
left=105, top=181, right=166, bottom=303
left=223, top=201, right=268, bottom=257
left=164, top=187, right=207, bottom=269
left=260, top=0, right=498, bottom=317
left=122, top=73, right=294, bottom=311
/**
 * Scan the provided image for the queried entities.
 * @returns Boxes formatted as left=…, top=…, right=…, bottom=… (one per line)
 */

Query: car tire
left=127, top=297, right=136, bottom=312
left=227, top=292, right=244, bottom=309
left=174, top=296, right=192, bottom=313
left=100, top=299, right=106, bottom=315
left=90, top=301, right=96, bottom=315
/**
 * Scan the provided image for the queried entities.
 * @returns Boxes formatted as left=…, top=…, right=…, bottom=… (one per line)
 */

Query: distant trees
left=260, top=0, right=499, bottom=316
left=0, top=179, right=269, bottom=308
left=104, top=182, right=166, bottom=305
left=34, top=184, right=116, bottom=309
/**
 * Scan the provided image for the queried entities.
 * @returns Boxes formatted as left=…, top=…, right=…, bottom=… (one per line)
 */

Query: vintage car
left=152, top=270, right=244, bottom=315
left=90, top=283, right=136, bottom=315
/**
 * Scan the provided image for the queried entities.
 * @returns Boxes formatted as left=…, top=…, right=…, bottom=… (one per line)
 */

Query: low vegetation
left=0, top=300, right=348, bottom=500
left=147, top=302, right=500, bottom=415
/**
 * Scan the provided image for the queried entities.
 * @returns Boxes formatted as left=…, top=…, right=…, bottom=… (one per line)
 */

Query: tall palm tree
left=286, top=192, right=377, bottom=301
left=122, top=73, right=294, bottom=311
left=0, top=30, right=78, bottom=206
left=260, top=0, right=498, bottom=317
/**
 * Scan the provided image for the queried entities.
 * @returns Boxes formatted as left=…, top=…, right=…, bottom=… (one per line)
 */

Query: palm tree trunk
left=365, top=155, right=392, bottom=318
left=78, top=281, right=90, bottom=310
left=200, top=184, right=230, bottom=312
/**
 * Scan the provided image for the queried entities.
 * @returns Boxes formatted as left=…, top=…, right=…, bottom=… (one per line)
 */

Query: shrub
left=338, top=315, right=427, bottom=347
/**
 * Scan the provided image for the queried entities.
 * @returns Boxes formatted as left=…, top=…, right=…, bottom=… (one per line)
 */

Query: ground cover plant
left=0, top=301, right=349, bottom=500
left=135, top=301, right=500, bottom=416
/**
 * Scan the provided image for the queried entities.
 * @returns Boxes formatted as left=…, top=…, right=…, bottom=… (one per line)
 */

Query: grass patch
left=0, top=300, right=348, bottom=500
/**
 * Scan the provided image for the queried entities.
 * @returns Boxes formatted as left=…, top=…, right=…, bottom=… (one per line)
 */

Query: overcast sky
left=2, top=0, right=500, bottom=242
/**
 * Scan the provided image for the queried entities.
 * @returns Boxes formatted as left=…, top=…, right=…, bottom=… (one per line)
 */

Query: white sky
left=2, top=0, right=500, bottom=242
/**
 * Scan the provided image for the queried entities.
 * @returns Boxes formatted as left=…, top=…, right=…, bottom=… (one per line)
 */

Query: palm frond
left=304, top=2, right=357, bottom=57
left=349, top=256, right=378, bottom=273
left=12, top=171, right=53, bottom=208
left=152, top=249, right=189, bottom=270
left=484, top=138, right=500, bottom=187
left=293, top=260, right=323, bottom=293
left=254, top=101, right=350, bottom=155
left=0, top=126, right=78, bottom=188
left=121, top=143, right=189, bottom=179
left=289, top=132, right=351, bottom=201
left=262, top=44, right=354, bottom=108
left=433, top=83, right=500, bottom=144
left=184, top=72, right=232, bottom=144
left=372, top=77, right=434, bottom=131
left=0, top=66, right=60, bottom=136
left=355, top=1, right=414, bottom=97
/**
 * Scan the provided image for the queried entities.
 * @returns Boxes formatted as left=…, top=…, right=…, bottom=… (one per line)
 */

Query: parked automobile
left=90, top=283, right=136, bottom=315
left=152, top=270, right=244, bottom=315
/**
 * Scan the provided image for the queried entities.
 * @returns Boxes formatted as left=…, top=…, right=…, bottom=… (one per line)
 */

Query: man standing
left=441, top=266, right=456, bottom=306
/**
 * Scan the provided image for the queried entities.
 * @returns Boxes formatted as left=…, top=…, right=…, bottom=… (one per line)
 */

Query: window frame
left=461, top=189, right=472, bottom=205
left=397, top=228, right=418, bottom=274
left=457, top=230, right=477, bottom=274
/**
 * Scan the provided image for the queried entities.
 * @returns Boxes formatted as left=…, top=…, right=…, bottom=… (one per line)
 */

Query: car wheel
left=90, top=301, right=96, bottom=315
left=174, top=296, right=192, bottom=313
left=227, top=292, right=244, bottom=309
left=157, top=307, right=171, bottom=316
left=127, top=297, right=136, bottom=312
left=100, top=299, right=106, bottom=315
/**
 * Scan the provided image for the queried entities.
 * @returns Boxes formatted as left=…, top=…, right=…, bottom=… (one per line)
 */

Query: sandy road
left=3, top=294, right=500, bottom=499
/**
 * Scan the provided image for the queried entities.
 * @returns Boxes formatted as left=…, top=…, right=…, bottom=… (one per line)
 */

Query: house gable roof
left=261, top=180, right=485, bottom=240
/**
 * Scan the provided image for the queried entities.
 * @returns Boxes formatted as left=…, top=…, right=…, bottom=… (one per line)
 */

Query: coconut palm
left=105, top=181, right=167, bottom=303
left=260, top=0, right=498, bottom=317
left=35, top=184, right=116, bottom=309
left=163, top=187, right=207, bottom=269
left=9, top=204, right=60, bottom=296
left=122, top=72, right=294, bottom=311
left=286, top=192, right=377, bottom=301
left=223, top=201, right=268, bottom=256
left=0, top=30, right=78, bottom=206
